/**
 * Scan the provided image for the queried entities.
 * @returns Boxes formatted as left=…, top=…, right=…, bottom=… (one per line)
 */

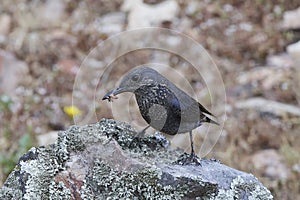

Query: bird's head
left=102, top=66, right=164, bottom=101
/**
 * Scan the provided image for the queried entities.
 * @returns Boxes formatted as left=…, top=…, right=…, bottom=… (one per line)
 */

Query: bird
left=102, top=66, right=218, bottom=163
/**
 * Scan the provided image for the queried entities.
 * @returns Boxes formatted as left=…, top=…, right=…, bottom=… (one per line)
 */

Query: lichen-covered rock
left=0, top=119, right=273, bottom=199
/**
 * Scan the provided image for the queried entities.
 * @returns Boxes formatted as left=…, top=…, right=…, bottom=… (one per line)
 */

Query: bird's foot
left=134, top=125, right=150, bottom=138
left=174, top=152, right=202, bottom=166
left=129, top=126, right=150, bottom=148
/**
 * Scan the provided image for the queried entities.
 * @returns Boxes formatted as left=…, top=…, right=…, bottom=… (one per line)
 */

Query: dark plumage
left=102, top=66, right=218, bottom=162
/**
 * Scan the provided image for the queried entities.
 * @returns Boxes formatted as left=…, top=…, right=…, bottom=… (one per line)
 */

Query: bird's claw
left=174, top=153, right=202, bottom=166
left=129, top=130, right=146, bottom=148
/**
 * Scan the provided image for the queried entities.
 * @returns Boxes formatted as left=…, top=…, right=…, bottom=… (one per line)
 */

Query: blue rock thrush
left=102, top=66, right=218, bottom=164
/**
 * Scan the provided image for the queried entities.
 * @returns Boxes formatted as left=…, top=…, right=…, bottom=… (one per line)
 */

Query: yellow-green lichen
left=83, top=159, right=185, bottom=200
left=214, top=176, right=273, bottom=200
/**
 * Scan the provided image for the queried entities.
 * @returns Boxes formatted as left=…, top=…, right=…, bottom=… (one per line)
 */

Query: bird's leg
left=189, top=131, right=195, bottom=157
left=187, top=130, right=201, bottom=165
left=173, top=131, right=201, bottom=165
left=129, top=125, right=151, bottom=148
left=134, top=125, right=151, bottom=138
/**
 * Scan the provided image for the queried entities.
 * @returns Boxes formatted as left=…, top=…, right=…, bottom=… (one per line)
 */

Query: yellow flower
left=63, top=106, right=82, bottom=118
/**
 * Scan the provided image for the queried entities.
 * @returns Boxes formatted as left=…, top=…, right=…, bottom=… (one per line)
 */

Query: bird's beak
left=102, top=87, right=125, bottom=101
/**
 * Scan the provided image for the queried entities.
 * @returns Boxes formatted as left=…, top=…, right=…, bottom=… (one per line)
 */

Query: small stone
left=250, top=149, right=290, bottom=180
left=93, top=12, right=126, bottom=35
left=287, top=40, right=300, bottom=105
left=235, top=97, right=300, bottom=117
left=121, top=0, right=179, bottom=29
left=282, top=7, right=300, bottom=30
left=0, top=50, right=29, bottom=96
left=37, top=131, right=59, bottom=146
left=55, top=59, right=79, bottom=76
left=0, top=14, right=11, bottom=36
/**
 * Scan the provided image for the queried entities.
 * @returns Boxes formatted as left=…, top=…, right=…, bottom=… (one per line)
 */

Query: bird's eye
left=131, top=74, right=140, bottom=82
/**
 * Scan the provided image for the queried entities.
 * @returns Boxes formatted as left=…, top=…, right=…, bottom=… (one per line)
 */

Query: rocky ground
left=0, top=0, right=300, bottom=199
left=0, top=119, right=273, bottom=199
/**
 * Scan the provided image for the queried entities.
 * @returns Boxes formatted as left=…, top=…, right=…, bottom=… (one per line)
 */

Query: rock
left=185, top=1, right=202, bottom=16
left=287, top=40, right=300, bottom=105
left=55, top=58, right=79, bottom=76
left=250, top=149, right=290, bottom=181
left=292, top=162, right=300, bottom=174
left=36, top=131, right=59, bottom=146
left=93, top=12, right=126, bottom=35
left=235, top=67, right=294, bottom=102
left=0, top=119, right=273, bottom=199
left=0, top=14, right=10, bottom=44
left=266, top=53, right=294, bottom=69
left=0, top=14, right=11, bottom=36
left=44, top=30, right=78, bottom=57
left=0, top=50, right=29, bottom=96
left=235, top=97, right=300, bottom=117
left=237, top=67, right=291, bottom=91
left=230, top=98, right=298, bottom=150
left=281, top=7, right=300, bottom=30
left=121, top=0, right=179, bottom=29
left=287, top=40, right=300, bottom=57
left=45, top=30, right=77, bottom=47
left=39, top=0, right=66, bottom=25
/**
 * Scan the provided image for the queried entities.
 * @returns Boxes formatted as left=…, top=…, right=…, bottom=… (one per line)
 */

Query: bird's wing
left=168, top=83, right=217, bottom=122
left=164, top=88, right=182, bottom=117
left=157, top=82, right=217, bottom=123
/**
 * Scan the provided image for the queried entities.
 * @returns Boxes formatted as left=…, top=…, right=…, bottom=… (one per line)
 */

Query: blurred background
left=1, top=0, right=300, bottom=199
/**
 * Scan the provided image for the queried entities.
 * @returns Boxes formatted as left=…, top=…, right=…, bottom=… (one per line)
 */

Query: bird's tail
left=203, top=115, right=219, bottom=126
